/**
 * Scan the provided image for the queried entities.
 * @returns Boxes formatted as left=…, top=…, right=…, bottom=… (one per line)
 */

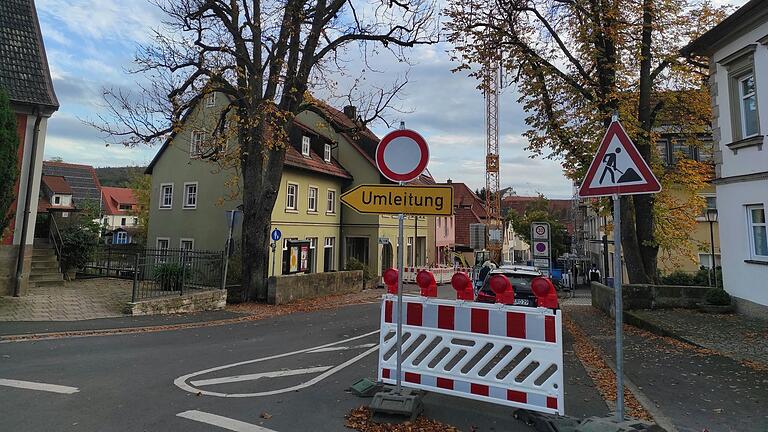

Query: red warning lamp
left=531, top=277, right=559, bottom=309
left=451, top=272, right=474, bottom=300
left=489, top=274, right=515, bottom=305
left=383, top=268, right=398, bottom=294
left=416, top=270, right=437, bottom=297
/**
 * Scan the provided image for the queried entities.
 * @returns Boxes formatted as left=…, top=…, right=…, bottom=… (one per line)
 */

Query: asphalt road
left=0, top=297, right=607, bottom=431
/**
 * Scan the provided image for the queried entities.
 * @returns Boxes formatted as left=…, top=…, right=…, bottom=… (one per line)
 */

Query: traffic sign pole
left=613, top=194, right=624, bottom=421
left=396, top=195, right=405, bottom=395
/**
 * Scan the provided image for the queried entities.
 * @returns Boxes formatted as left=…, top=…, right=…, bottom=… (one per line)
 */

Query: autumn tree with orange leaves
left=446, top=0, right=729, bottom=283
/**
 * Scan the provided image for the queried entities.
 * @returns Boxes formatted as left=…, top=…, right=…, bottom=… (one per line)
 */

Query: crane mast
left=484, top=61, right=503, bottom=263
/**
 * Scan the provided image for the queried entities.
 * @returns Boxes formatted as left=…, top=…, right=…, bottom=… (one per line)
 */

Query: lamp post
left=705, top=208, right=718, bottom=287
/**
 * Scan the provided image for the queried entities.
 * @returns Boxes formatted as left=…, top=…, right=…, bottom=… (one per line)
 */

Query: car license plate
left=513, top=298, right=533, bottom=306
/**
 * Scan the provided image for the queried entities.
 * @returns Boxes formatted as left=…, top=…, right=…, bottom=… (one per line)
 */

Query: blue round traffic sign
left=271, top=228, right=282, bottom=242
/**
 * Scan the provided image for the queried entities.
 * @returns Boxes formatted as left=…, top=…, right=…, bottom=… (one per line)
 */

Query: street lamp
left=705, top=208, right=718, bottom=287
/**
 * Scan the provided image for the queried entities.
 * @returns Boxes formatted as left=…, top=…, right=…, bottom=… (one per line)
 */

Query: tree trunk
left=233, top=122, right=284, bottom=302
left=620, top=0, right=657, bottom=284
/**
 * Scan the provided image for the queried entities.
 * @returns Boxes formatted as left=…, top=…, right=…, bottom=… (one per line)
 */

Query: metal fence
left=81, top=246, right=225, bottom=301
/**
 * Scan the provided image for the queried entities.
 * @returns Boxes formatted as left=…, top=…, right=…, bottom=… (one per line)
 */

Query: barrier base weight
left=369, top=386, right=424, bottom=422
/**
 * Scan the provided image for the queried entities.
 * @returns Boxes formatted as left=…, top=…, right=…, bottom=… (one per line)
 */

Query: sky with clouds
left=35, top=0, right=745, bottom=199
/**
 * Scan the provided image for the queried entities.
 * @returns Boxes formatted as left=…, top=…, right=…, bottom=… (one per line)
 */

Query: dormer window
left=205, top=92, right=216, bottom=107
left=324, top=143, right=331, bottom=163
left=301, top=136, right=311, bottom=157
left=54, top=196, right=60, bottom=205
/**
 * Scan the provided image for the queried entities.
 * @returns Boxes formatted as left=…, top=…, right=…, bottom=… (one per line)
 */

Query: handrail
left=48, top=214, right=65, bottom=273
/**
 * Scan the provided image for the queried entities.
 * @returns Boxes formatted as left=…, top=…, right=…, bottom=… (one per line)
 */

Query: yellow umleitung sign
left=340, top=184, right=453, bottom=216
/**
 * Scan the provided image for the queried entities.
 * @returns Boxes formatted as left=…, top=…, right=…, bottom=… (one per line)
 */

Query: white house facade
left=683, top=0, right=768, bottom=318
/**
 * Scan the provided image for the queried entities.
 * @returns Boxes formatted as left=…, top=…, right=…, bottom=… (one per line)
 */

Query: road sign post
left=363, top=126, right=431, bottom=419
left=271, top=228, right=282, bottom=277
left=578, top=117, right=661, bottom=421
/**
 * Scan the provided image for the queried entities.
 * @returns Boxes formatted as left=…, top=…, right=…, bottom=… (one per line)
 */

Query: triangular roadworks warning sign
left=578, top=121, right=661, bottom=198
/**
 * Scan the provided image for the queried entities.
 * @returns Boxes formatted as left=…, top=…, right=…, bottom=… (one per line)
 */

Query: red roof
left=284, top=144, right=352, bottom=179
left=41, top=175, right=72, bottom=194
left=101, top=187, right=137, bottom=216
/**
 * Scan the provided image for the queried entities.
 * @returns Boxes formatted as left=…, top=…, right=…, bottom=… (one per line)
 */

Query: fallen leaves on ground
left=563, top=313, right=652, bottom=421
left=344, top=407, right=460, bottom=432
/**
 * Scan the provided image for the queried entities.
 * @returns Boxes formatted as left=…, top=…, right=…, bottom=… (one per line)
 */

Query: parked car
left=475, top=267, right=559, bottom=309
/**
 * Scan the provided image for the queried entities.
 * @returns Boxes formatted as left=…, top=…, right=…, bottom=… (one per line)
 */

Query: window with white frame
left=115, top=231, right=128, bottom=245
left=301, top=136, right=311, bottom=157
left=190, top=130, right=206, bottom=156
left=180, top=239, right=194, bottom=250
left=156, top=238, right=170, bottom=250
left=323, top=143, right=331, bottom=163
left=121, top=217, right=126, bottom=226
left=205, top=92, right=216, bottom=107
left=747, top=204, right=768, bottom=259
left=54, top=195, right=61, bottom=205
left=286, top=183, right=298, bottom=210
left=184, top=182, right=198, bottom=209
left=160, top=184, right=173, bottom=209
left=698, top=253, right=721, bottom=269
left=133, top=217, right=138, bottom=225
left=739, top=74, right=759, bottom=138
left=323, top=237, right=335, bottom=272
left=326, top=189, right=336, bottom=214
left=307, top=237, right=317, bottom=273
left=308, top=186, right=318, bottom=212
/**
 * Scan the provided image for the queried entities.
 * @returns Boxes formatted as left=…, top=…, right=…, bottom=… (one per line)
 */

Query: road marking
left=177, top=410, right=276, bottom=432
left=308, top=343, right=377, bottom=353
left=190, top=366, right=333, bottom=387
left=174, top=330, right=379, bottom=398
left=0, top=378, right=79, bottom=394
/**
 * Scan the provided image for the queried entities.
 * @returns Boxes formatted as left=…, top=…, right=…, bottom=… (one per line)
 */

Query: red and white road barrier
left=377, top=293, right=564, bottom=415
left=402, top=267, right=472, bottom=284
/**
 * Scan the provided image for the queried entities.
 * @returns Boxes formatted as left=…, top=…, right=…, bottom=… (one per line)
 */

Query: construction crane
left=484, top=60, right=503, bottom=264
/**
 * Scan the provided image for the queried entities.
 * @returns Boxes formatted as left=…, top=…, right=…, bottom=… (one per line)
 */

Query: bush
left=660, top=271, right=696, bottom=286
left=345, top=257, right=372, bottom=282
left=59, top=225, right=99, bottom=272
left=153, top=262, right=184, bottom=291
left=704, top=288, right=731, bottom=306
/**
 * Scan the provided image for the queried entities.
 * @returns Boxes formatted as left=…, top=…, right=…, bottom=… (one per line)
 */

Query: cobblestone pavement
left=629, top=308, right=768, bottom=367
left=0, top=278, right=131, bottom=321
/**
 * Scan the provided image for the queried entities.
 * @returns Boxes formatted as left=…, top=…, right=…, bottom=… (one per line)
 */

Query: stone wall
left=268, top=270, right=363, bottom=305
left=126, top=289, right=226, bottom=316
left=592, top=282, right=715, bottom=317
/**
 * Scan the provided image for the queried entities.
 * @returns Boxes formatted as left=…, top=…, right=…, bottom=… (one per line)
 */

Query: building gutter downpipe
left=14, top=110, right=43, bottom=297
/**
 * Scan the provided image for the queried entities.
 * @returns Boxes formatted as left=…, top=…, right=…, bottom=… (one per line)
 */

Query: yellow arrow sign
left=340, top=184, right=453, bottom=216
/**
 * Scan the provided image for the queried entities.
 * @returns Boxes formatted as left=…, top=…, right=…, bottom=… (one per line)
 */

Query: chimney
left=446, top=179, right=452, bottom=184
left=343, top=105, right=357, bottom=120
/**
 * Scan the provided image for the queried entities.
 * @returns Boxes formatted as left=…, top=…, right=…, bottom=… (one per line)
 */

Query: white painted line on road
left=177, top=410, right=277, bottom=432
left=190, top=365, right=332, bottom=387
left=308, top=343, right=377, bottom=353
left=0, top=378, right=79, bottom=394
left=174, top=330, right=379, bottom=398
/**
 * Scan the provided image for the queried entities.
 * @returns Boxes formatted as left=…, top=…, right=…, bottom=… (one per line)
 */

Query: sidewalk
left=0, top=278, right=132, bottom=321
left=566, top=304, right=768, bottom=432
left=627, top=308, right=768, bottom=368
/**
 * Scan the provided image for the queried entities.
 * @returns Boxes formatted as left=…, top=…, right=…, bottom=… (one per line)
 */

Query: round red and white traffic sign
left=375, top=129, right=429, bottom=183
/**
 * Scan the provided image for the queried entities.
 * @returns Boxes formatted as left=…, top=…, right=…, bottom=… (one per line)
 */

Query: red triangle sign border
left=578, top=121, right=662, bottom=198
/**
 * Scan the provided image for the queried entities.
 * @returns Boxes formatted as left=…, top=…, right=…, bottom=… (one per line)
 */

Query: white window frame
left=323, top=143, right=331, bottom=163
left=301, top=136, right=311, bottom=157
left=115, top=231, right=128, bottom=244
left=183, top=182, right=198, bottom=209
left=308, top=186, right=318, bottom=213
left=180, top=238, right=195, bottom=250
left=133, top=217, right=138, bottom=225
left=53, top=195, right=61, bottom=205
left=324, top=237, right=335, bottom=272
left=205, top=92, right=216, bottom=107
left=307, top=237, right=317, bottom=273
left=190, top=130, right=207, bottom=157
left=121, top=217, right=126, bottom=226
left=738, top=73, right=758, bottom=139
left=747, top=204, right=768, bottom=260
left=160, top=183, right=173, bottom=209
left=326, top=189, right=336, bottom=215
left=156, top=237, right=170, bottom=250
left=286, top=182, right=299, bottom=211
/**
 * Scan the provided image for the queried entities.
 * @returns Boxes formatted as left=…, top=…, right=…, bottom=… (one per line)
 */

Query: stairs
left=30, top=239, right=65, bottom=288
